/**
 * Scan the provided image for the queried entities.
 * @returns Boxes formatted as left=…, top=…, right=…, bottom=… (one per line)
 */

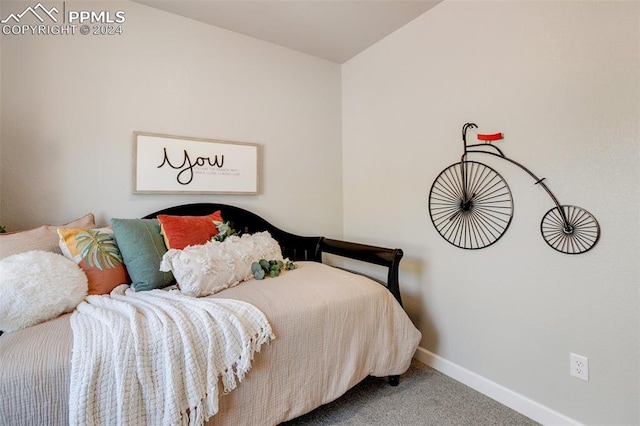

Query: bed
left=0, top=203, right=421, bottom=425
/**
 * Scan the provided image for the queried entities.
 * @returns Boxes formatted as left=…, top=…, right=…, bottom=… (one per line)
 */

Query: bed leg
left=388, top=375, right=400, bottom=386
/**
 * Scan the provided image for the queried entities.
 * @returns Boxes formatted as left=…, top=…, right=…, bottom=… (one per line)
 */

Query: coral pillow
left=157, top=211, right=223, bottom=249
left=58, top=227, right=129, bottom=295
left=0, top=251, right=88, bottom=332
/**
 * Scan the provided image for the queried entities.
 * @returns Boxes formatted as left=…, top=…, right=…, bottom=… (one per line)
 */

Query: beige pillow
left=0, top=213, right=95, bottom=260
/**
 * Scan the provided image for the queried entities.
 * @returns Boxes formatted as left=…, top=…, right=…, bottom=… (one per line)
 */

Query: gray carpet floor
left=282, top=360, right=540, bottom=425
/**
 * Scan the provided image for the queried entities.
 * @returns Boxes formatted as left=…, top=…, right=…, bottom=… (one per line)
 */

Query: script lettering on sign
left=157, top=147, right=225, bottom=185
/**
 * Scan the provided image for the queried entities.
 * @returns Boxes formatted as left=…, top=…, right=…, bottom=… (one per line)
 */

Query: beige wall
left=0, top=2, right=2, bottom=224
left=0, top=1, right=343, bottom=237
left=342, top=1, right=639, bottom=424
left=2, top=0, right=639, bottom=424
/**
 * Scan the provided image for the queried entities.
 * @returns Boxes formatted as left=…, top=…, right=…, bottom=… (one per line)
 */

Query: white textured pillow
left=160, top=231, right=283, bottom=297
left=0, top=250, right=88, bottom=332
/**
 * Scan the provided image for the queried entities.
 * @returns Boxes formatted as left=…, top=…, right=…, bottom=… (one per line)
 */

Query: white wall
left=0, top=1, right=343, bottom=237
left=342, top=1, right=639, bottom=424
left=0, top=1, right=3, bottom=221
left=2, top=0, right=639, bottom=424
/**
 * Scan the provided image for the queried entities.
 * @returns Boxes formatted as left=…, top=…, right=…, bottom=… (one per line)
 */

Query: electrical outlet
left=570, top=353, right=589, bottom=381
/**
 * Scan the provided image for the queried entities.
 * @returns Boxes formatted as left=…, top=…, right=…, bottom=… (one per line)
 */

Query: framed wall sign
left=133, top=132, right=260, bottom=195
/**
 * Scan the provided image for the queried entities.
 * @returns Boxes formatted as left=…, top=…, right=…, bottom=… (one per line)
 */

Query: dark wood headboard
left=143, top=203, right=404, bottom=306
left=144, top=203, right=323, bottom=263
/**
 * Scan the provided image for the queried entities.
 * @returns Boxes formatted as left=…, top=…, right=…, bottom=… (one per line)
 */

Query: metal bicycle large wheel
left=429, top=161, right=514, bottom=249
left=540, top=205, right=600, bottom=254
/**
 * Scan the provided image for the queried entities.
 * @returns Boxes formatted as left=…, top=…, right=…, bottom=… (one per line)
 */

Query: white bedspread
left=68, top=285, right=274, bottom=426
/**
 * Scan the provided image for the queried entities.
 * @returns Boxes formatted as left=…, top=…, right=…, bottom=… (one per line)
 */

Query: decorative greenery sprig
left=212, top=220, right=240, bottom=242
left=0, top=225, right=5, bottom=234
left=251, top=258, right=298, bottom=280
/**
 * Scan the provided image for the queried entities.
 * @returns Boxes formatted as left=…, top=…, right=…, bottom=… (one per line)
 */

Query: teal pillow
left=111, top=218, right=174, bottom=291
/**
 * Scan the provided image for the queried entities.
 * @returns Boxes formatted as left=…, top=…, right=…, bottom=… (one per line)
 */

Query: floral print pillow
left=58, top=227, right=129, bottom=295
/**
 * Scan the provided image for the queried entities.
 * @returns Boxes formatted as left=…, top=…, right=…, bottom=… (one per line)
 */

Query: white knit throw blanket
left=69, top=285, right=275, bottom=426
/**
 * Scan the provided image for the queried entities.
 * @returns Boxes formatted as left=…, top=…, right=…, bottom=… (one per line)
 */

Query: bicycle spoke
left=429, top=161, right=513, bottom=250
left=540, top=205, right=600, bottom=254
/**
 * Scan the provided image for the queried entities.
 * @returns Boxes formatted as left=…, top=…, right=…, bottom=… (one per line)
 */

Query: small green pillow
left=111, top=218, right=174, bottom=291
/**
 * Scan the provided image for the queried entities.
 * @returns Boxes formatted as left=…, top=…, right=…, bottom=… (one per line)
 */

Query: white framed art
left=133, top=132, right=260, bottom=195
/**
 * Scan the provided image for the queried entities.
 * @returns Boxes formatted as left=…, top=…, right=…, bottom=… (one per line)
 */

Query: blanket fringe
left=220, top=326, right=276, bottom=394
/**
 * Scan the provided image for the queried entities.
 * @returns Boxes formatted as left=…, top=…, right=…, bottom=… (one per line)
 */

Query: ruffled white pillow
left=0, top=250, right=88, bottom=332
left=160, top=231, right=283, bottom=297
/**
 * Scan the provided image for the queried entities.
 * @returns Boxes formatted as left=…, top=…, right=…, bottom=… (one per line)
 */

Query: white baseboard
left=413, top=347, right=582, bottom=426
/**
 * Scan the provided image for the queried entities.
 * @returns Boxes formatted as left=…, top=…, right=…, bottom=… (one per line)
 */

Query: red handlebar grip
left=477, top=132, right=503, bottom=141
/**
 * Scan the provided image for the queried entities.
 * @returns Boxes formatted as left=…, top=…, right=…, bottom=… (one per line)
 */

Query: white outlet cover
left=570, top=352, right=589, bottom=381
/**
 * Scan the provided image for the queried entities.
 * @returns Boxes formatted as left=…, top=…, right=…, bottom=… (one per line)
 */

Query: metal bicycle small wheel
left=540, top=205, right=600, bottom=254
left=429, top=161, right=514, bottom=249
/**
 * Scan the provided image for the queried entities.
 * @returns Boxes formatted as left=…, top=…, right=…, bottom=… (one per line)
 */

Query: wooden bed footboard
left=319, top=238, right=404, bottom=307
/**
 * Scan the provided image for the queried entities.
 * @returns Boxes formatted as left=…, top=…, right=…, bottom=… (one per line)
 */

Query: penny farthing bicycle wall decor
left=428, top=123, right=600, bottom=254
